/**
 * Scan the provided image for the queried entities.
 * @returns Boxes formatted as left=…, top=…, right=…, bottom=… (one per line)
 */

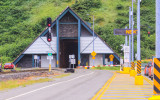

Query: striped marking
left=153, top=58, right=160, bottom=94
left=131, top=62, right=135, bottom=70
left=137, top=60, right=141, bottom=75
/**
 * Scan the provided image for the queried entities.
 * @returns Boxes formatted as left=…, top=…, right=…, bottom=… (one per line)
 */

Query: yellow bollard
left=148, top=95, right=160, bottom=100
left=49, top=64, right=51, bottom=72
left=135, top=75, right=143, bottom=85
left=130, top=70, right=136, bottom=76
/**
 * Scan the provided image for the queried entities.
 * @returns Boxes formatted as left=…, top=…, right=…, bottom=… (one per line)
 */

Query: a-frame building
left=13, top=7, right=120, bottom=68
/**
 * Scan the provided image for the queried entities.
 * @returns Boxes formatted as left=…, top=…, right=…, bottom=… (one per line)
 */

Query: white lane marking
left=6, top=72, right=95, bottom=100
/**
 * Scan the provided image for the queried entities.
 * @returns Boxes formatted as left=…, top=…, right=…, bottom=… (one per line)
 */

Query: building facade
left=13, top=7, right=120, bottom=68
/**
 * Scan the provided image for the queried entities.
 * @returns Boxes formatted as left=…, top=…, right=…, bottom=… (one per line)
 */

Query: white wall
left=89, top=54, right=103, bottom=66
left=41, top=55, right=56, bottom=68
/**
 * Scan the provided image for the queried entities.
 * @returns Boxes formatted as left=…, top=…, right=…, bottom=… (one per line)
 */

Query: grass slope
left=0, top=0, right=155, bottom=63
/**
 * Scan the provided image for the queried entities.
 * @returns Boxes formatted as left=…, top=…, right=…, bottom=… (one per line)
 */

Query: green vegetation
left=53, top=73, right=71, bottom=78
left=93, top=66, right=120, bottom=70
left=0, top=0, right=155, bottom=63
left=0, top=78, right=52, bottom=90
left=0, top=73, right=71, bottom=90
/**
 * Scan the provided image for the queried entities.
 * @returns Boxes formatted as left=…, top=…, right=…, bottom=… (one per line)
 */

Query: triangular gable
left=80, top=37, right=114, bottom=54
left=13, top=7, right=119, bottom=64
left=24, top=37, right=57, bottom=54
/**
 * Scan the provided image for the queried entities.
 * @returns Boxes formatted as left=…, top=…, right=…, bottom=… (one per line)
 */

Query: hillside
left=0, top=0, right=155, bottom=63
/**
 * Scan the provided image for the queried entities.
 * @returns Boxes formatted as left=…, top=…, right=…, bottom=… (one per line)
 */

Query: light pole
left=156, top=0, right=160, bottom=58
left=129, top=7, right=131, bottom=67
left=86, top=14, right=95, bottom=66
left=137, top=0, right=141, bottom=75
left=131, top=0, right=135, bottom=70
left=93, top=15, right=95, bottom=66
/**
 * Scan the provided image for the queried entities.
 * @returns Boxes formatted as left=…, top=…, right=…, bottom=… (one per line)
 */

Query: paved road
left=93, top=72, right=153, bottom=100
left=0, top=69, right=113, bottom=100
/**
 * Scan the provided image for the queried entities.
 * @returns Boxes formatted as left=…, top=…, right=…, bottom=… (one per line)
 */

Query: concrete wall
left=89, top=54, right=103, bottom=66
left=41, top=55, right=56, bottom=68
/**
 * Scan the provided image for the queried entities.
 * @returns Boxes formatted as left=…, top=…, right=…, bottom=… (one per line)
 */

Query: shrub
left=116, top=4, right=124, bottom=10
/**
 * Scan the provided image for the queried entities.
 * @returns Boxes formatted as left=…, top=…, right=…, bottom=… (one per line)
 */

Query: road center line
left=6, top=72, right=95, bottom=100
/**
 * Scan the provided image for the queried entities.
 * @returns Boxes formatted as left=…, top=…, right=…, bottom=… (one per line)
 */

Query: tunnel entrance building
left=13, top=7, right=120, bottom=68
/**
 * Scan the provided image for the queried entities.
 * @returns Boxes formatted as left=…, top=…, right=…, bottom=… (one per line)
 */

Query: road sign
left=114, top=29, right=137, bottom=35
left=69, top=55, right=75, bottom=59
left=71, top=59, right=76, bottom=64
left=124, top=46, right=130, bottom=53
left=92, top=57, right=95, bottom=59
left=48, top=53, right=52, bottom=56
left=47, top=55, right=53, bottom=59
left=91, top=51, right=96, bottom=57
left=34, top=55, right=38, bottom=59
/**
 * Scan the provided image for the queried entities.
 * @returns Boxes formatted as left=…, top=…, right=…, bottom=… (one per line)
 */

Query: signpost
left=124, top=46, right=130, bottom=67
left=47, top=53, right=53, bottom=72
left=114, top=29, right=137, bottom=35
left=65, top=54, right=75, bottom=73
left=34, top=55, right=38, bottom=68
left=91, top=51, right=96, bottom=66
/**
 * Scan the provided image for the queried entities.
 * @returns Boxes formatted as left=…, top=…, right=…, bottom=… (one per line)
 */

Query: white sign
left=47, top=55, right=53, bottom=59
left=69, top=55, right=75, bottom=59
left=71, top=59, right=76, bottom=64
left=124, top=46, right=130, bottom=53
left=124, top=52, right=129, bottom=63
left=120, top=58, right=124, bottom=64
left=34, top=55, right=38, bottom=59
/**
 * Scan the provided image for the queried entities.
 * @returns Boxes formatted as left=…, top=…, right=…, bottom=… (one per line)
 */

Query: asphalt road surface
left=0, top=69, right=113, bottom=100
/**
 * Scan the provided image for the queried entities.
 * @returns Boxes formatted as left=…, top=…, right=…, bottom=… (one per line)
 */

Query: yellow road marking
left=102, top=95, right=153, bottom=97
left=97, top=73, right=117, bottom=100
left=91, top=79, right=111, bottom=100
left=143, top=76, right=153, bottom=85
left=106, top=89, right=152, bottom=90
left=105, top=91, right=153, bottom=92
left=104, top=93, right=153, bottom=94
left=92, top=72, right=154, bottom=100
left=101, top=98, right=148, bottom=100
left=91, top=72, right=116, bottom=100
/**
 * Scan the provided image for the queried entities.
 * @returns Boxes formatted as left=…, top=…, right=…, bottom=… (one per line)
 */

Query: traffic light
left=47, top=17, right=52, bottom=27
left=148, top=31, right=150, bottom=37
left=47, top=32, right=51, bottom=42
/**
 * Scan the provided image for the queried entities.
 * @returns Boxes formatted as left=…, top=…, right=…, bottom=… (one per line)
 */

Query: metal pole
left=137, top=0, right=141, bottom=75
left=129, top=7, right=131, bottom=67
left=156, top=0, right=160, bottom=58
left=93, top=15, right=95, bottom=66
left=125, top=26, right=128, bottom=46
left=132, top=0, right=134, bottom=62
left=137, top=0, right=141, bottom=61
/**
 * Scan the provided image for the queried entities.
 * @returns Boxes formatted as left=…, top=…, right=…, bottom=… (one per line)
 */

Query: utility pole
left=93, top=15, right=95, bottom=66
left=137, top=0, right=141, bottom=75
left=156, top=0, right=160, bottom=58
left=131, top=0, right=135, bottom=70
left=129, top=7, right=131, bottom=67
